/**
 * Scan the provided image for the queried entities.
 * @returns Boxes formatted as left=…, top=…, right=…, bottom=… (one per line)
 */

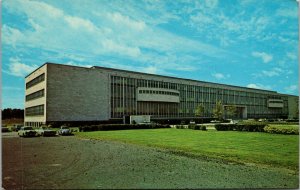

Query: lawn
left=76, top=128, right=299, bottom=171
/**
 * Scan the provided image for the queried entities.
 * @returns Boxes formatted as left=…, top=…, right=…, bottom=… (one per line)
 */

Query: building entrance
left=224, top=105, right=247, bottom=119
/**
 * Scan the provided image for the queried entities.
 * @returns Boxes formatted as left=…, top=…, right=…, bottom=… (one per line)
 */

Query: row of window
left=25, top=105, right=44, bottom=116
left=26, top=89, right=44, bottom=102
left=26, top=73, right=45, bottom=89
left=269, top=100, right=283, bottom=103
left=110, top=75, right=288, bottom=118
left=139, top=90, right=179, bottom=96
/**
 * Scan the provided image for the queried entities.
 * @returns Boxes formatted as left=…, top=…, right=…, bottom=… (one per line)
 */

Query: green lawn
left=76, top=128, right=298, bottom=171
left=268, top=124, right=299, bottom=129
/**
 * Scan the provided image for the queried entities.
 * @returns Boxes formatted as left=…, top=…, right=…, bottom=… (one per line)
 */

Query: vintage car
left=18, top=126, right=37, bottom=137
left=11, top=124, right=23, bottom=132
left=57, top=126, right=72, bottom=136
left=2, top=126, right=10, bottom=133
left=36, top=126, right=56, bottom=137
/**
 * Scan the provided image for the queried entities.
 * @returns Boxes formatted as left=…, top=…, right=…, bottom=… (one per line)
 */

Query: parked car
left=11, top=124, right=23, bottom=132
left=36, top=126, right=56, bottom=137
left=18, top=126, right=37, bottom=137
left=2, top=127, right=10, bottom=133
left=57, top=126, right=72, bottom=136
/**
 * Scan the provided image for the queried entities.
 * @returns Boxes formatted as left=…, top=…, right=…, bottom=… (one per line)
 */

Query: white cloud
left=205, top=0, right=218, bottom=8
left=252, top=51, right=273, bottom=63
left=247, top=83, right=272, bottom=90
left=65, top=16, right=97, bottom=32
left=64, top=61, right=93, bottom=68
left=2, top=25, right=24, bottom=47
left=108, top=12, right=146, bottom=31
left=2, top=0, right=229, bottom=73
left=261, top=67, right=283, bottom=77
left=212, top=73, right=230, bottom=80
left=276, top=8, right=298, bottom=18
left=285, top=84, right=298, bottom=92
left=143, top=66, right=158, bottom=74
left=8, top=57, right=38, bottom=77
left=286, top=52, right=297, bottom=60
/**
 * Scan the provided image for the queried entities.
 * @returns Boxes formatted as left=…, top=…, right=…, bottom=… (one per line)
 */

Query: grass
left=268, top=124, right=299, bottom=129
left=76, top=128, right=299, bottom=171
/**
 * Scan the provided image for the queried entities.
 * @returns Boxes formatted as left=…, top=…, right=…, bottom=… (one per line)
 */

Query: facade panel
left=46, top=64, right=110, bottom=122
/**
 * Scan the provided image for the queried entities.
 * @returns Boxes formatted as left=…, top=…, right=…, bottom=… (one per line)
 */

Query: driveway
left=2, top=133, right=298, bottom=189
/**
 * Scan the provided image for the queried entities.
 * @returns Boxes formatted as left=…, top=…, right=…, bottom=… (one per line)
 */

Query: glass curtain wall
left=110, top=75, right=288, bottom=119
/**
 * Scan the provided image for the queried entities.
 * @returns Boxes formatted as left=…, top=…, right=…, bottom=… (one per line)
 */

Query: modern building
left=24, top=63, right=299, bottom=127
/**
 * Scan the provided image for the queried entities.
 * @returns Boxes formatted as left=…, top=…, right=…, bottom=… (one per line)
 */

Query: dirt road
left=2, top=132, right=298, bottom=189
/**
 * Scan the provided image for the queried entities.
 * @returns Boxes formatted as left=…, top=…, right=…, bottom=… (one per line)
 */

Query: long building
left=24, top=63, right=298, bottom=127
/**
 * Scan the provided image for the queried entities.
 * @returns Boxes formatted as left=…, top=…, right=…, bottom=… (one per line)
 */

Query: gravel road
left=2, top=132, right=298, bottom=189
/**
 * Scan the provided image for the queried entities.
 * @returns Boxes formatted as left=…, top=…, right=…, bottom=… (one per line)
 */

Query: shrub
left=194, top=125, right=200, bottom=130
left=214, top=123, right=266, bottom=132
left=264, top=126, right=299, bottom=135
left=200, top=126, right=207, bottom=131
left=176, top=125, right=185, bottom=129
left=188, top=124, right=196, bottom=129
left=214, top=124, right=230, bottom=131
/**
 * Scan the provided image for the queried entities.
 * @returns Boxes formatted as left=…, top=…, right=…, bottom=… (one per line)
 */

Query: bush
left=214, top=123, right=266, bottom=132
left=188, top=124, right=196, bottom=129
left=79, top=124, right=170, bottom=132
left=200, top=125, right=207, bottom=131
left=194, top=125, right=200, bottom=130
left=176, top=125, right=185, bottom=129
left=264, top=126, right=299, bottom=135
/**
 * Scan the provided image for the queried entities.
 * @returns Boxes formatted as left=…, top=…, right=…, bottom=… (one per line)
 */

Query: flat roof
left=27, top=62, right=287, bottom=94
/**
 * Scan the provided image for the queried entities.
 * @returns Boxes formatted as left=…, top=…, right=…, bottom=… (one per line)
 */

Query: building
left=24, top=63, right=299, bottom=127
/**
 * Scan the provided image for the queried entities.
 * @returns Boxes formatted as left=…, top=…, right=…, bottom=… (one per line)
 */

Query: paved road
left=2, top=133, right=298, bottom=189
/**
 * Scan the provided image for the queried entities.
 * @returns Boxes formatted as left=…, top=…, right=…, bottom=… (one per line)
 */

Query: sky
left=2, top=0, right=299, bottom=109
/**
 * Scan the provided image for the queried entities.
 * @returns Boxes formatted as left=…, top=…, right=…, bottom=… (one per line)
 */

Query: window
left=25, top=105, right=44, bottom=116
left=26, top=73, right=45, bottom=89
left=26, top=89, right=45, bottom=101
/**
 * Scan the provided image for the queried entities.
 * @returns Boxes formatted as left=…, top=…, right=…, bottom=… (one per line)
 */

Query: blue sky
left=2, top=0, right=299, bottom=108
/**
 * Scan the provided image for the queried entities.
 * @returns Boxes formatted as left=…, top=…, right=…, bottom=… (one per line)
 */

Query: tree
left=225, top=105, right=237, bottom=119
left=195, top=104, right=205, bottom=123
left=213, top=100, right=224, bottom=121
left=2, top=108, right=24, bottom=120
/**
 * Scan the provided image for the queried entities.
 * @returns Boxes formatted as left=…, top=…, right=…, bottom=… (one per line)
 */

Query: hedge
left=185, top=124, right=207, bottom=131
left=79, top=124, right=170, bottom=132
left=264, top=126, right=299, bottom=135
left=214, top=123, right=266, bottom=132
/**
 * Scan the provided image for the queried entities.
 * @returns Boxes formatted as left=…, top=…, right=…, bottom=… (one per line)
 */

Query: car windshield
left=24, top=127, right=33, bottom=130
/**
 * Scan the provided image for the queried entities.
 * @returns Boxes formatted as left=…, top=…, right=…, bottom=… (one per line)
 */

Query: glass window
left=26, top=73, right=45, bottom=89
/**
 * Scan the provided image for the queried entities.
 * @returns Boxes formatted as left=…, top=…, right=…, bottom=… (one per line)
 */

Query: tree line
left=2, top=108, right=24, bottom=120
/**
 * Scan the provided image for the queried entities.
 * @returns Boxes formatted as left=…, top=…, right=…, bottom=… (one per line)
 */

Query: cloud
left=276, top=8, right=298, bottom=18
left=2, top=0, right=229, bottom=74
left=64, top=61, right=93, bottom=68
left=247, top=83, right=272, bottom=90
left=285, top=84, right=298, bottom=92
left=108, top=12, right=146, bottom=31
left=212, top=73, right=230, bottom=80
left=252, top=51, right=273, bottom=63
left=261, top=67, right=283, bottom=77
left=286, top=52, right=297, bottom=60
left=8, top=57, right=38, bottom=77
left=143, top=66, right=158, bottom=74
left=205, top=0, right=218, bottom=8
